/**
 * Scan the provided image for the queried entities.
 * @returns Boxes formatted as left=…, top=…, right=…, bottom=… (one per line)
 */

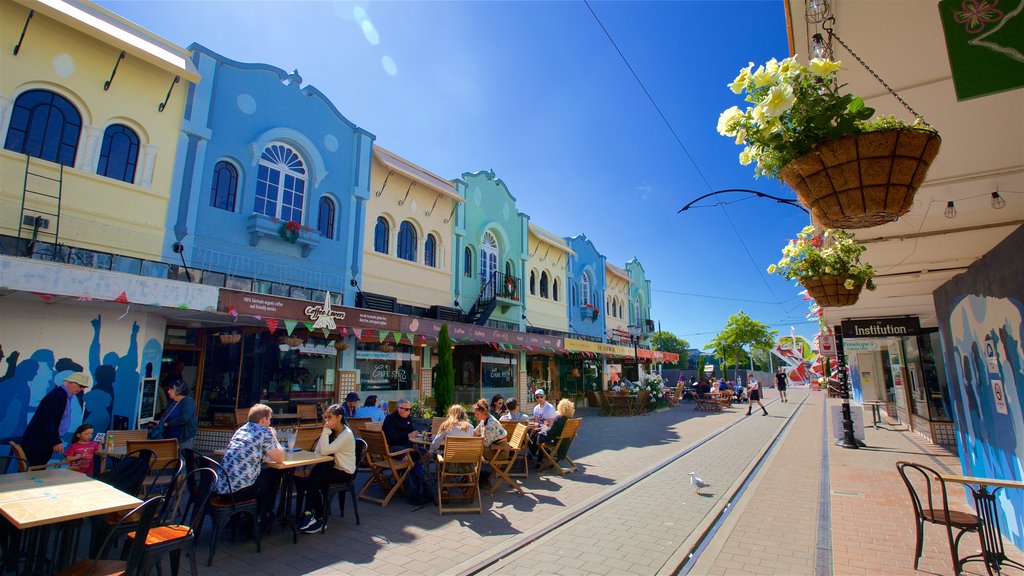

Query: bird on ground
left=689, top=472, right=710, bottom=494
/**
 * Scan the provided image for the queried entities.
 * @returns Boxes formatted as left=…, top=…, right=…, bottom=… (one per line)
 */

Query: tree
left=649, top=331, right=690, bottom=368
left=707, top=311, right=777, bottom=377
left=434, top=323, right=455, bottom=413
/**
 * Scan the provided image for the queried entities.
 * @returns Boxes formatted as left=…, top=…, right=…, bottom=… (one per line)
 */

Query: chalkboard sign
left=139, top=377, right=157, bottom=424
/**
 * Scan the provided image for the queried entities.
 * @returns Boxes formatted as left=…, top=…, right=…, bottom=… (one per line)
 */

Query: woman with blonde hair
left=530, top=399, right=575, bottom=465
left=427, top=404, right=473, bottom=459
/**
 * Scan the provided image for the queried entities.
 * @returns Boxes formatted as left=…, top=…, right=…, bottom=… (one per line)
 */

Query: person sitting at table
left=426, top=404, right=474, bottom=460
left=530, top=399, right=575, bottom=466
left=490, top=394, right=507, bottom=420
left=296, top=403, right=355, bottom=534
left=66, top=423, right=100, bottom=476
left=354, top=395, right=387, bottom=422
left=382, top=398, right=420, bottom=461
left=697, top=378, right=711, bottom=396
left=215, top=403, right=286, bottom=518
left=473, top=399, right=507, bottom=449
left=531, top=389, right=557, bottom=436
left=499, top=398, right=530, bottom=422
left=342, top=392, right=360, bottom=419
left=733, top=381, right=747, bottom=402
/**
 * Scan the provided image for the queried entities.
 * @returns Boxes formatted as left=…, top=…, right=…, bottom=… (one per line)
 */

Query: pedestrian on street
left=775, top=367, right=789, bottom=403
left=746, top=377, right=768, bottom=416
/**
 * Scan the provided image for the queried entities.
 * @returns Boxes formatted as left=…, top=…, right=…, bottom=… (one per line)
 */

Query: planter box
left=246, top=213, right=320, bottom=257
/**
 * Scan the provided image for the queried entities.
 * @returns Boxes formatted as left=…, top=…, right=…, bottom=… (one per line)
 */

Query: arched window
left=210, top=161, right=237, bottom=211
left=397, top=221, right=417, bottom=262
left=4, top=89, right=81, bottom=166
left=255, top=143, right=306, bottom=223
left=553, top=278, right=560, bottom=302
left=581, top=273, right=591, bottom=306
left=634, top=299, right=641, bottom=323
left=97, top=124, right=139, bottom=183
left=571, top=285, right=577, bottom=306
left=374, top=217, right=389, bottom=254
left=529, top=271, right=536, bottom=295
left=540, top=272, right=549, bottom=298
left=479, top=232, right=498, bottom=283
left=464, top=246, right=473, bottom=278
left=317, top=197, right=335, bottom=239
left=425, top=234, right=437, bottom=267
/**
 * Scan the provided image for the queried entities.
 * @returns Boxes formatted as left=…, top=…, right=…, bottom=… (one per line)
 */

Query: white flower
left=843, top=279, right=856, bottom=290
left=729, top=62, right=754, bottom=94
left=751, top=65, right=774, bottom=88
left=759, top=84, right=796, bottom=118
left=808, top=58, right=842, bottom=76
left=739, top=148, right=754, bottom=165
left=717, top=106, right=743, bottom=136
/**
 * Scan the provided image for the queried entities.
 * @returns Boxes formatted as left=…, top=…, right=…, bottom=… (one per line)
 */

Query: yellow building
left=525, top=223, right=572, bottom=334
left=0, top=0, right=198, bottom=261
left=363, top=145, right=463, bottom=310
left=605, top=262, right=632, bottom=344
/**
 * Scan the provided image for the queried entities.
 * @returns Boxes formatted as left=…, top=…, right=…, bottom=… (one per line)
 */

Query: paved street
left=199, top=389, right=1024, bottom=576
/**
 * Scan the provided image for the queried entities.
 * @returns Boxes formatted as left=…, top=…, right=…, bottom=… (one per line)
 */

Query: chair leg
left=913, top=519, right=924, bottom=570
left=188, top=546, right=199, bottom=576
left=207, top=516, right=223, bottom=567
left=253, top=512, right=262, bottom=553
left=349, top=489, right=360, bottom=525
left=169, top=549, right=182, bottom=576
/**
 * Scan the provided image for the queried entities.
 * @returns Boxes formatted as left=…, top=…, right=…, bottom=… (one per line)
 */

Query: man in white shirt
left=353, top=395, right=387, bottom=422
left=532, top=389, right=557, bottom=433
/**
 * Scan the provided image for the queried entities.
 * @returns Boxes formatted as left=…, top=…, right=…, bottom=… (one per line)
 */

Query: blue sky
left=102, top=0, right=816, bottom=350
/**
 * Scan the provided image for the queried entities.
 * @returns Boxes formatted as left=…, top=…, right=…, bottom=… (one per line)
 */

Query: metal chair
left=57, top=497, right=163, bottom=576
left=896, top=461, right=984, bottom=575
left=198, top=456, right=263, bottom=566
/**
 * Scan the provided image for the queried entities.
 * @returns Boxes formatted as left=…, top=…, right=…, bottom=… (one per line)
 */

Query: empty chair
left=358, top=429, right=414, bottom=507
left=235, top=408, right=249, bottom=427
left=8, top=441, right=67, bottom=471
left=296, top=404, right=319, bottom=424
left=896, top=461, right=983, bottom=575
left=487, top=424, right=528, bottom=495
left=346, top=418, right=372, bottom=437
left=293, top=426, right=323, bottom=451
left=58, top=497, right=164, bottom=576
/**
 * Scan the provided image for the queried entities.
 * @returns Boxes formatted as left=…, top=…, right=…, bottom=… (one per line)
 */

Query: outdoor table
left=938, top=474, right=1024, bottom=574
left=264, top=449, right=332, bottom=542
left=609, top=394, right=635, bottom=416
left=862, top=401, right=886, bottom=429
left=410, top=433, right=434, bottom=448
left=95, top=446, right=127, bottom=475
left=272, top=412, right=300, bottom=423
left=0, top=468, right=142, bottom=573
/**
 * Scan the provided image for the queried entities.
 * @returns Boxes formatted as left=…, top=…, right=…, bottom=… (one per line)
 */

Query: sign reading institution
left=841, top=317, right=921, bottom=338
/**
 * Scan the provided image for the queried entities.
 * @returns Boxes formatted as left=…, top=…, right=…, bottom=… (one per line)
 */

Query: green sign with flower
left=939, top=0, right=1024, bottom=101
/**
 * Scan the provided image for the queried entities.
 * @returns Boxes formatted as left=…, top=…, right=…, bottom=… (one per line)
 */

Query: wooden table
left=939, top=473, right=1024, bottom=574
left=0, top=468, right=142, bottom=572
left=609, top=394, right=635, bottom=416
left=264, top=450, right=332, bottom=541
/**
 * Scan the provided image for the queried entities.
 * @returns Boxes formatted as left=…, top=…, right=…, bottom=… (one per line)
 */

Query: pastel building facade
left=565, top=235, right=607, bottom=343
left=605, top=263, right=632, bottom=345
left=627, top=258, right=654, bottom=344
left=0, top=0, right=204, bottom=447
left=525, top=223, right=571, bottom=335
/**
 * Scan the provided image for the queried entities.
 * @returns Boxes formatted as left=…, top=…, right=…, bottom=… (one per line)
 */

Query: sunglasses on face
left=398, top=406, right=411, bottom=412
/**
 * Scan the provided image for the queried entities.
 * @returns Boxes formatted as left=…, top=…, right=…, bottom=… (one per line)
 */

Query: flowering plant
left=717, top=56, right=929, bottom=180
left=582, top=303, right=599, bottom=319
left=279, top=220, right=301, bottom=244
left=768, top=226, right=876, bottom=291
left=638, top=373, right=664, bottom=403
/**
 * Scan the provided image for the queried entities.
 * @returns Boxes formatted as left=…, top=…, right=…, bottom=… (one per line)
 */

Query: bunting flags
left=75, top=294, right=93, bottom=302
left=322, top=328, right=331, bottom=338
left=283, top=320, right=298, bottom=336
left=113, top=291, right=129, bottom=304
left=228, top=305, right=239, bottom=318
left=34, top=293, right=54, bottom=302
left=378, top=331, right=389, bottom=343
left=265, top=318, right=280, bottom=333
left=303, top=321, right=315, bottom=332
left=351, top=328, right=362, bottom=340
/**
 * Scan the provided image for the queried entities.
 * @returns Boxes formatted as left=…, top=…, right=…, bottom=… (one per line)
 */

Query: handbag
left=147, top=422, right=164, bottom=439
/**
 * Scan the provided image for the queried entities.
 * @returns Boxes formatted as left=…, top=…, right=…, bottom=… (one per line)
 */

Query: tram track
left=458, top=393, right=809, bottom=576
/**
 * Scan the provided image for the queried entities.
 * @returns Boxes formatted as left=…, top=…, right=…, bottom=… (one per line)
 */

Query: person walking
left=775, top=368, right=789, bottom=403
left=746, top=377, right=768, bottom=416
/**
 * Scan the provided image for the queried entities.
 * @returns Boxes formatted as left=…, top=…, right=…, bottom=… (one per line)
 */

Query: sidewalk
left=695, top=393, right=1024, bottom=576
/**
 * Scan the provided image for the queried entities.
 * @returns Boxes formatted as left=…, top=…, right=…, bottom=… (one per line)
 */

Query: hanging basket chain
left=822, top=18, right=930, bottom=126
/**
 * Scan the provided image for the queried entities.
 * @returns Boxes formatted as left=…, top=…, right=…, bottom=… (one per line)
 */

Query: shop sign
left=404, top=317, right=563, bottom=350
left=564, top=338, right=634, bottom=356
left=305, top=292, right=345, bottom=330
left=704, top=364, right=714, bottom=373
left=841, top=317, right=921, bottom=338
left=819, top=335, right=836, bottom=357
left=218, top=289, right=402, bottom=331
left=843, top=340, right=880, bottom=352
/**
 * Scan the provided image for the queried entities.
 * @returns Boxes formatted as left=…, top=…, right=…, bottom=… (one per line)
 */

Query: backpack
left=405, top=462, right=434, bottom=506
left=101, top=451, right=153, bottom=494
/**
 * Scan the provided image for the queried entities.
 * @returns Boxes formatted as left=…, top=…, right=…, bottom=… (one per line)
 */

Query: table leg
left=273, top=471, right=299, bottom=544
left=959, top=486, right=1024, bottom=574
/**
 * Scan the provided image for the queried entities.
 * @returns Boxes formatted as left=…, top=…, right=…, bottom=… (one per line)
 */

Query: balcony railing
left=481, top=271, right=522, bottom=303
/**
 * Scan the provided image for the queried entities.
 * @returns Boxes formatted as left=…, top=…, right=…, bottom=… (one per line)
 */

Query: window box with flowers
left=246, top=213, right=320, bottom=257
left=718, top=56, right=940, bottom=229
left=768, top=226, right=875, bottom=307
left=580, top=303, right=599, bottom=320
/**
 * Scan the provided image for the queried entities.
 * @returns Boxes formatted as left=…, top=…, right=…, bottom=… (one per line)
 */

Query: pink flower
left=954, top=0, right=1003, bottom=34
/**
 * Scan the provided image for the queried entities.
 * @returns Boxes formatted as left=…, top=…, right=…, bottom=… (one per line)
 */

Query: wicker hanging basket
left=802, top=276, right=864, bottom=307
left=781, top=129, right=941, bottom=229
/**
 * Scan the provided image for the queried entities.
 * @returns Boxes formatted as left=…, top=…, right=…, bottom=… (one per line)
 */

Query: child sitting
left=66, top=424, right=100, bottom=476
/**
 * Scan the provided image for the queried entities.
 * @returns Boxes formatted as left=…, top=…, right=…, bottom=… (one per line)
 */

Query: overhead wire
left=582, top=1, right=790, bottom=318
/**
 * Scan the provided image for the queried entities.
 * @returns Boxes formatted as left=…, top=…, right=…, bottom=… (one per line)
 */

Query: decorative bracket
left=425, top=192, right=442, bottom=217
left=104, top=51, right=126, bottom=91
left=13, top=9, right=33, bottom=56
left=444, top=202, right=457, bottom=224
left=397, top=181, right=416, bottom=206
left=376, top=170, right=393, bottom=197
left=158, top=75, right=180, bottom=112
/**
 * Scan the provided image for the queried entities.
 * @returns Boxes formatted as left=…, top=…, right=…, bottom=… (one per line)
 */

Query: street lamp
left=627, top=325, right=641, bottom=378
left=677, top=189, right=808, bottom=214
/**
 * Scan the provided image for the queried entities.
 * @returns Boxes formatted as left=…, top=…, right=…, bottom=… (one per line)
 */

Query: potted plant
left=768, top=226, right=875, bottom=307
left=718, top=56, right=940, bottom=229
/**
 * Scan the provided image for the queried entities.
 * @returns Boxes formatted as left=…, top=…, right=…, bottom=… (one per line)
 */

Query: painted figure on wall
left=947, top=294, right=1024, bottom=549
left=83, top=316, right=140, bottom=432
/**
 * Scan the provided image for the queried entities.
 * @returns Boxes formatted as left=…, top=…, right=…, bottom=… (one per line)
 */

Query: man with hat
left=21, top=371, right=91, bottom=467
left=531, top=389, right=557, bottom=434
left=342, top=392, right=360, bottom=419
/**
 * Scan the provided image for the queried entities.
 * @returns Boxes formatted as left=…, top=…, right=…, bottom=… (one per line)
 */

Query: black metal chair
left=198, top=456, right=263, bottom=567
left=91, top=457, right=184, bottom=557
left=128, top=467, right=217, bottom=576
left=58, top=496, right=163, bottom=576
left=896, top=461, right=984, bottom=575
left=324, top=437, right=366, bottom=528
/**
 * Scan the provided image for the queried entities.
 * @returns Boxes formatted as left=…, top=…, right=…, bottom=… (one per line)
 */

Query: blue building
left=565, top=234, right=607, bottom=343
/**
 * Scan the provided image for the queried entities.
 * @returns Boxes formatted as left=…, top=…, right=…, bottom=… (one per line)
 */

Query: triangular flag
left=340, top=327, right=348, bottom=337
left=34, top=293, right=54, bottom=302
left=177, top=303, right=190, bottom=310
left=303, top=321, right=316, bottom=332
left=265, top=318, right=280, bottom=333
left=351, top=328, right=363, bottom=340
left=284, top=320, right=298, bottom=336
left=379, top=331, right=389, bottom=343
left=253, top=315, right=263, bottom=321
left=113, top=291, right=129, bottom=304
left=75, top=294, right=93, bottom=302
left=407, top=333, right=416, bottom=345
left=322, top=328, right=331, bottom=338
left=228, top=305, right=239, bottom=318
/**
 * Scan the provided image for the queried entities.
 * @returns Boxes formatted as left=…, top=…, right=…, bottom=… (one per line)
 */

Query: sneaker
left=300, top=518, right=323, bottom=534
left=298, top=512, right=318, bottom=533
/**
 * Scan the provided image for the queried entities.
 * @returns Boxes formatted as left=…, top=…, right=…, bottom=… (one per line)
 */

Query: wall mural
left=771, top=335, right=830, bottom=385
left=0, top=313, right=160, bottom=455
left=945, top=294, right=1024, bottom=549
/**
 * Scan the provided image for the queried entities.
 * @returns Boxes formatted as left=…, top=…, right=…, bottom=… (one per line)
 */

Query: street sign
left=703, top=364, right=714, bottom=373
left=819, top=335, right=836, bottom=357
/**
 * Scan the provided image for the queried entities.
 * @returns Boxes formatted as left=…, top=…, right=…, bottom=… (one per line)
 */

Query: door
left=480, top=232, right=498, bottom=285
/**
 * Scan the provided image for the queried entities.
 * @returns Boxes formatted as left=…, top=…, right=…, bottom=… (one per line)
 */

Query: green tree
left=650, top=331, right=690, bottom=368
left=434, top=323, right=455, bottom=413
left=707, top=311, right=777, bottom=376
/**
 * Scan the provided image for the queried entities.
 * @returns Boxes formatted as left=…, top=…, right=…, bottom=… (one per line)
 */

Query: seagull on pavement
left=690, top=472, right=710, bottom=494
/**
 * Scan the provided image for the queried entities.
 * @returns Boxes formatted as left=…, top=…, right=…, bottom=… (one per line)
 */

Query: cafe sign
left=218, top=289, right=402, bottom=331
left=840, top=317, right=921, bottom=339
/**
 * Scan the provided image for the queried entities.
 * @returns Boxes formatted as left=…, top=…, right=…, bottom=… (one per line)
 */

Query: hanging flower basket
left=780, top=129, right=941, bottom=229
left=278, top=220, right=301, bottom=244
left=802, top=276, right=863, bottom=307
